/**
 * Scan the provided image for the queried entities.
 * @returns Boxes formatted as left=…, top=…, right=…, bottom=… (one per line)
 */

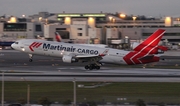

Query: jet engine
left=131, top=42, right=168, bottom=54
left=130, top=42, right=140, bottom=50
left=62, top=55, right=78, bottom=63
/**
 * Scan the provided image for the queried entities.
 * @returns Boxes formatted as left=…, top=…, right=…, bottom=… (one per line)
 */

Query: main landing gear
left=29, top=54, right=33, bottom=62
left=84, top=64, right=101, bottom=70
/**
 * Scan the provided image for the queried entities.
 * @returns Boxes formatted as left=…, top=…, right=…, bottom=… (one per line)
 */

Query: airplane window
left=15, top=42, right=19, bottom=44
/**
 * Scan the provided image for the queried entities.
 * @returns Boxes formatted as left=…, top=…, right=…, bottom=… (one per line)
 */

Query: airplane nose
left=11, top=43, right=15, bottom=49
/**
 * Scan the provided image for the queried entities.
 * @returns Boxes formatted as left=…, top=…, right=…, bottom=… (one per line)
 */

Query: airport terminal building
left=0, top=12, right=180, bottom=46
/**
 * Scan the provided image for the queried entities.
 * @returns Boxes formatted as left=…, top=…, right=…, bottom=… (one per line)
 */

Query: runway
left=1, top=50, right=180, bottom=82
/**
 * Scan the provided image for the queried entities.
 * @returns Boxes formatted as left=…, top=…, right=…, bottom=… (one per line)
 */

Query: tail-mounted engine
left=130, top=42, right=139, bottom=50
left=131, top=42, right=168, bottom=54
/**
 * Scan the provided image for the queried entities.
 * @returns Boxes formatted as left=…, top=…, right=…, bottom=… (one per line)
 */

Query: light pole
left=1, top=71, right=4, bottom=106
left=21, top=78, right=30, bottom=106
left=73, top=78, right=76, bottom=106
left=27, top=84, right=30, bottom=106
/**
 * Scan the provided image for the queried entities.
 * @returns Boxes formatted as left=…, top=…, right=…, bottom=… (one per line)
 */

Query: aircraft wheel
left=89, top=65, right=94, bottom=70
left=29, top=59, right=33, bottom=62
left=95, top=66, right=100, bottom=70
left=84, top=65, right=89, bottom=70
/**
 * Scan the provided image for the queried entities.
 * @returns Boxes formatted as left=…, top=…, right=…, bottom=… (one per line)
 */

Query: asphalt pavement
left=1, top=50, right=180, bottom=82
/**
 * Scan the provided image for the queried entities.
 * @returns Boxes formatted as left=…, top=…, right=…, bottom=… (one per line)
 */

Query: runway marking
left=15, top=66, right=29, bottom=67
left=57, top=67, right=84, bottom=70
left=57, top=68, right=69, bottom=69
left=57, top=66, right=111, bottom=70
left=38, top=59, right=61, bottom=61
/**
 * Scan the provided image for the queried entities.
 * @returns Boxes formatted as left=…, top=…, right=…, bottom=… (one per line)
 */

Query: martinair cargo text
left=11, top=29, right=167, bottom=70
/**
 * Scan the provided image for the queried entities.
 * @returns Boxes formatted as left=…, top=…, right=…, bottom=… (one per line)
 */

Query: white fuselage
left=11, top=39, right=130, bottom=65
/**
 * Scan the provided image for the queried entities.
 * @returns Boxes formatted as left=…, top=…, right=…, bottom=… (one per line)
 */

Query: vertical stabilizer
left=123, top=29, right=166, bottom=65
left=133, top=29, right=165, bottom=54
left=55, top=32, right=62, bottom=42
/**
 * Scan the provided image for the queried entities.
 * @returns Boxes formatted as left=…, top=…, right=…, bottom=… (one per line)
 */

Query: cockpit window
left=15, top=42, right=19, bottom=44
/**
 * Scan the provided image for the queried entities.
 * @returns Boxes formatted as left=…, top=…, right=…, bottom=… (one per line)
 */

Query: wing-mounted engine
left=62, top=55, right=78, bottom=63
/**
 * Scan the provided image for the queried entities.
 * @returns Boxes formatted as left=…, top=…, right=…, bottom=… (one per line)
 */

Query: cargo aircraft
left=11, top=29, right=167, bottom=70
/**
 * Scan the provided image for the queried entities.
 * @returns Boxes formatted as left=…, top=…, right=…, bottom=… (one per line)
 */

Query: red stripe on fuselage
left=123, top=52, right=138, bottom=65
left=35, top=43, right=42, bottom=48
left=29, top=42, right=42, bottom=51
left=29, top=42, right=36, bottom=51
left=123, top=51, right=160, bottom=65
left=32, top=42, right=40, bottom=47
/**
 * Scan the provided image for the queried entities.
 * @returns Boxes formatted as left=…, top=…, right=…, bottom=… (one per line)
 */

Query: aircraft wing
left=65, top=49, right=109, bottom=63
left=75, top=54, right=103, bottom=63
left=76, top=54, right=100, bottom=58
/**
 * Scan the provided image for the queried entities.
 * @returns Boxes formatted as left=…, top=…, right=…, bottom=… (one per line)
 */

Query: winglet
left=55, top=32, right=62, bottom=42
left=99, top=49, right=109, bottom=57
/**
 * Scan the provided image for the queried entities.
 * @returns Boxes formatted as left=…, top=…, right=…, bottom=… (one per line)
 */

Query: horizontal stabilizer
left=138, top=55, right=154, bottom=60
left=158, top=46, right=168, bottom=51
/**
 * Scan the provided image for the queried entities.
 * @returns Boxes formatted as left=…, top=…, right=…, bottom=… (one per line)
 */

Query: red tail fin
left=55, top=32, right=62, bottom=42
left=133, top=29, right=165, bottom=54
left=123, top=29, right=165, bottom=65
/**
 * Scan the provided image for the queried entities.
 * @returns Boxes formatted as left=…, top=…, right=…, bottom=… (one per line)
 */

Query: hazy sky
left=0, top=0, right=180, bottom=17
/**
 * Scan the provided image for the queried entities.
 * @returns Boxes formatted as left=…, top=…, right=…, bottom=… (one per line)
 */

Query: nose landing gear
left=29, top=54, right=33, bottom=62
